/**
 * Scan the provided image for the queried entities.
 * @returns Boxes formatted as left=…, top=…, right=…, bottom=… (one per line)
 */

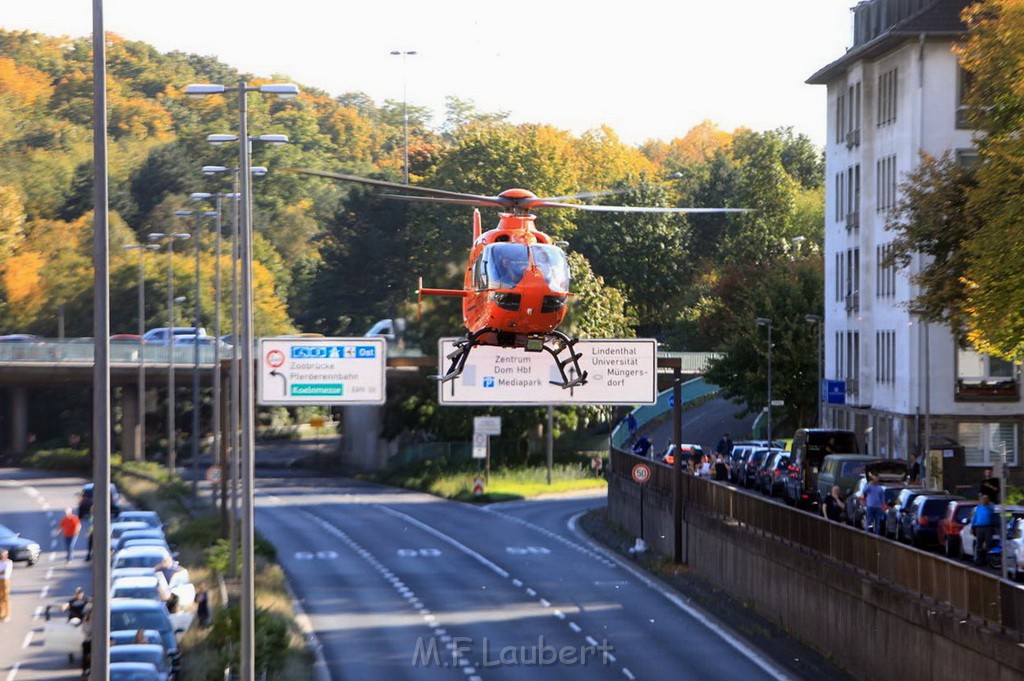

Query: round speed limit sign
left=631, top=463, right=652, bottom=484
left=266, top=349, right=285, bottom=368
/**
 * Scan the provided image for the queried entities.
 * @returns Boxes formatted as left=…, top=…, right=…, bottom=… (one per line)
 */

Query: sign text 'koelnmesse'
left=257, top=337, right=387, bottom=405
left=437, top=338, right=657, bottom=405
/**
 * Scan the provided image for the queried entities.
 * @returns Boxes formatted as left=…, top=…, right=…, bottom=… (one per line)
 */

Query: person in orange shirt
left=54, top=508, right=81, bottom=563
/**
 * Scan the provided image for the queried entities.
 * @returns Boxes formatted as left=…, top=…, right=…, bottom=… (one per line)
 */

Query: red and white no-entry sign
left=631, top=463, right=652, bottom=484
left=473, top=476, right=485, bottom=496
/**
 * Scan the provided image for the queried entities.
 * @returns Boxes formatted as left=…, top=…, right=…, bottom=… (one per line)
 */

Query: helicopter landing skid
left=535, top=331, right=588, bottom=389
left=432, top=329, right=589, bottom=389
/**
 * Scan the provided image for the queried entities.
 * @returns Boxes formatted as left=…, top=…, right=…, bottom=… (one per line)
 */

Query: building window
left=958, top=348, right=1015, bottom=383
left=875, top=330, right=895, bottom=383
left=836, top=93, right=847, bottom=145
left=846, top=83, right=862, bottom=147
left=847, top=164, right=860, bottom=229
left=876, top=155, right=897, bottom=214
left=958, top=422, right=1018, bottom=467
left=956, top=66, right=973, bottom=129
left=878, top=67, right=898, bottom=126
left=834, top=172, right=845, bottom=223
left=876, top=243, right=896, bottom=299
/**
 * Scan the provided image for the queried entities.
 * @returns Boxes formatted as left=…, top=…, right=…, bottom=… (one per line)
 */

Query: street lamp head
left=207, top=134, right=238, bottom=145
left=190, top=192, right=213, bottom=201
left=251, top=167, right=268, bottom=176
left=791, top=236, right=807, bottom=245
left=665, top=171, right=684, bottom=180
left=202, top=165, right=229, bottom=174
left=756, top=317, right=771, bottom=326
left=805, top=314, right=822, bottom=324
left=185, top=84, right=226, bottom=96
left=257, top=83, right=299, bottom=98
left=252, top=134, right=288, bottom=145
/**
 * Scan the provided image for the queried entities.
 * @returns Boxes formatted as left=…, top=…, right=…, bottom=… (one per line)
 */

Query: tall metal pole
left=91, top=2, right=112, bottom=678
left=213, top=197, right=224, bottom=527
left=672, top=368, right=683, bottom=563
left=238, top=80, right=257, bottom=681
left=390, top=50, right=416, bottom=184
left=817, top=321, right=824, bottom=427
left=124, top=244, right=156, bottom=461
left=229, top=178, right=240, bottom=577
left=191, top=213, right=202, bottom=494
left=167, top=242, right=177, bottom=472
left=767, top=323, right=773, bottom=445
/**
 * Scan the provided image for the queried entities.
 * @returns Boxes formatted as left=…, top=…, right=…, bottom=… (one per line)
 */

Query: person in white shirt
left=0, top=549, right=13, bottom=622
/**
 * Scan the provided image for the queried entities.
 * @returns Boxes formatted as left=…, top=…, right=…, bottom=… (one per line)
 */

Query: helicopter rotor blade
left=283, top=168, right=507, bottom=204
left=379, top=194, right=509, bottom=209
left=535, top=201, right=752, bottom=214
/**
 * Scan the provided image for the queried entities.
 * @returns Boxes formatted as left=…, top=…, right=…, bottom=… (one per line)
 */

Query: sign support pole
left=672, top=368, right=683, bottom=563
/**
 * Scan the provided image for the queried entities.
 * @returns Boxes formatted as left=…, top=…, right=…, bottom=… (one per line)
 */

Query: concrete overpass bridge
left=0, top=339, right=718, bottom=469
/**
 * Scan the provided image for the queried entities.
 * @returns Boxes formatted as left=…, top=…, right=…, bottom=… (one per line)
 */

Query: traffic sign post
left=257, top=337, right=387, bottom=405
left=437, top=338, right=658, bottom=405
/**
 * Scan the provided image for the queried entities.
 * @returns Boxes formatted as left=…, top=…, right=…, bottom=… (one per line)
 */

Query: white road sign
left=257, top=337, right=387, bottom=405
left=474, top=416, right=502, bottom=435
left=437, top=338, right=658, bottom=405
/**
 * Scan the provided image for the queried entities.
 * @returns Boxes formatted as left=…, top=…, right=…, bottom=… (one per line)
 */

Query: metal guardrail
left=0, top=340, right=220, bottom=364
left=609, top=446, right=1023, bottom=633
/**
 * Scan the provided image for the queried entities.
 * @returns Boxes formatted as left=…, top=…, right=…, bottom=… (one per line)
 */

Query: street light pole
left=390, top=49, right=417, bottom=184
left=805, top=314, right=824, bottom=427
left=123, top=243, right=159, bottom=461
left=756, top=317, right=773, bottom=444
left=149, top=232, right=190, bottom=472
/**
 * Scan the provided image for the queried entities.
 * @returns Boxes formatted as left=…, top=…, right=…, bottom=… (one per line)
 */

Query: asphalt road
left=256, top=476, right=817, bottom=681
left=0, top=470, right=94, bottom=680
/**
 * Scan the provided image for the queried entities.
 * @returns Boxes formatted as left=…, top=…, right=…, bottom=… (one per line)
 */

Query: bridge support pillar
left=343, top=405, right=388, bottom=471
left=121, top=387, right=142, bottom=461
left=8, top=386, right=27, bottom=459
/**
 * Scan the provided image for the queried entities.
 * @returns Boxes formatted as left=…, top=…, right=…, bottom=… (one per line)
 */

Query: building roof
left=807, top=0, right=973, bottom=84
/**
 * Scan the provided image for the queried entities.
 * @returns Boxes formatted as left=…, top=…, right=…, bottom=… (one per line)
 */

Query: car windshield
left=840, top=462, right=866, bottom=477
left=115, top=554, right=168, bottom=569
left=114, top=587, right=159, bottom=599
left=110, top=650, right=165, bottom=669
left=483, top=243, right=569, bottom=292
left=110, top=609, right=171, bottom=633
left=0, top=524, right=16, bottom=539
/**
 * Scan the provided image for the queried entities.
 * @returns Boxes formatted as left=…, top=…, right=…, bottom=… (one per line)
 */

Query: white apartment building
left=807, top=0, right=1020, bottom=484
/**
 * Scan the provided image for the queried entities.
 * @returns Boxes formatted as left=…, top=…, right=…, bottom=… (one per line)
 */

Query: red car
left=937, top=499, right=979, bottom=558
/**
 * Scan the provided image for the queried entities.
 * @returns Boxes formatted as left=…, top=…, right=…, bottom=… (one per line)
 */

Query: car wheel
left=27, top=556, right=37, bottom=566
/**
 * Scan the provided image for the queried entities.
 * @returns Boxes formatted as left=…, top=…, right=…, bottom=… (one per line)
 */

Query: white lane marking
left=586, top=635, right=599, bottom=646
left=568, top=621, right=582, bottom=633
left=45, top=568, right=53, bottom=580
left=376, top=505, right=509, bottom=578
left=539, top=598, right=551, bottom=607
left=39, top=585, right=48, bottom=599
left=525, top=587, right=536, bottom=597
left=568, top=511, right=795, bottom=681
left=33, top=606, right=43, bottom=620
left=607, top=653, right=618, bottom=663
left=622, top=668, right=636, bottom=680
left=6, top=663, right=19, bottom=681
left=511, top=578, right=523, bottom=587
left=553, top=609, right=565, bottom=620
left=21, top=631, right=32, bottom=648
left=41, top=502, right=50, bottom=511
left=25, top=487, right=39, bottom=499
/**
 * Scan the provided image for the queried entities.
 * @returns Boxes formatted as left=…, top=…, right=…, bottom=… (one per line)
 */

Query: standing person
left=980, top=469, right=1001, bottom=504
left=862, top=475, right=886, bottom=535
left=822, top=485, right=845, bottom=522
left=0, top=549, right=12, bottom=622
left=716, top=433, right=734, bottom=457
left=624, top=412, right=638, bottom=436
left=713, top=453, right=730, bottom=481
left=54, top=507, right=81, bottom=563
left=908, top=453, right=922, bottom=484
left=194, top=581, right=210, bottom=627
left=81, top=609, right=92, bottom=675
left=971, top=494, right=997, bottom=565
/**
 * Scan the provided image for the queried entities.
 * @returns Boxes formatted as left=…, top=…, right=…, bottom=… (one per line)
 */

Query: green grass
left=393, top=463, right=606, bottom=502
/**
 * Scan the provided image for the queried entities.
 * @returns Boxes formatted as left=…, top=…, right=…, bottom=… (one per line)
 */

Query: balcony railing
left=955, top=379, right=1020, bottom=402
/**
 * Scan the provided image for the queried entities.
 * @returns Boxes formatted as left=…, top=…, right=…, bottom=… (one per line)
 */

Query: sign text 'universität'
left=438, top=338, right=657, bottom=405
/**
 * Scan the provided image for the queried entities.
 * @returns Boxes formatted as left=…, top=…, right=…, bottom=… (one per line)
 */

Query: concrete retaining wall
left=608, top=474, right=1024, bottom=681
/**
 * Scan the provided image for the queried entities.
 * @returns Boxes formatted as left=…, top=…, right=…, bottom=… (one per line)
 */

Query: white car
left=115, top=511, right=163, bottom=532
left=110, top=521, right=151, bottom=542
left=112, top=545, right=172, bottom=571
left=111, top=575, right=163, bottom=601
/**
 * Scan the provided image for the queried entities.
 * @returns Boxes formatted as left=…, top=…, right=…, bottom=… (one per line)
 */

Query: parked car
left=111, top=575, right=164, bottom=601
left=764, top=453, right=792, bottom=498
left=661, top=443, right=704, bottom=467
left=141, top=327, right=208, bottom=346
left=738, top=448, right=771, bottom=488
left=110, top=598, right=182, bottom=673
left=885, top=487, right=944, bottom=539
left=846, top=484, right=906, bottom=531
left=844, top=460, right=912, bottom=528
left=901, top=493, right=964, bottom=547
left=726, top=445, right=753, bottom=483
left=787, top=428, right=859, bottom=510
left=937, top=499, right=979, bottom=558
left=81, top=482, right=122, bottom=518
left=109, top=660, right=162, bottom=681
left=110, top=628, right=164, bottom=649
left=1005, top=517, right=1024, bottom=581
left=754, top=450, right=788, bottom=495
left=816, top=455, right=905, bottom=500
left=114, top=529, right=168, bottom=554
left=109, top=644, right=173, bottom=681
left=116, top=511, right=163, bottom=532
left=110, top=521, right=151, bottom=542
left=960, top=505, right=1024, bottom=565
left=0, top=521, right=40, bottom=565
left=112, top=545, right=173, bottom=571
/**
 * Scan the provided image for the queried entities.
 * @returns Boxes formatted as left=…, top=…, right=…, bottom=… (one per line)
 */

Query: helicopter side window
left=532, top=245, right=570, bottom=293
left=485, top=243, right=530, bottom=289
left=473, top=252, right=488, bottom=290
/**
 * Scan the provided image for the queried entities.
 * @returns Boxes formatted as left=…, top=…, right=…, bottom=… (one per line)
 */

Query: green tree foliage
left=702, top=256, right=824, bottom=434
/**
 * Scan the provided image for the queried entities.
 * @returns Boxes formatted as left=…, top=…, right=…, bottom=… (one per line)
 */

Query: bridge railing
left=0, top=340, right=220, bottom=364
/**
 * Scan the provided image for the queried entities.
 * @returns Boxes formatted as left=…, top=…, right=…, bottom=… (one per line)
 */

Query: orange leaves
left=0, top=56, right=53, bottom=108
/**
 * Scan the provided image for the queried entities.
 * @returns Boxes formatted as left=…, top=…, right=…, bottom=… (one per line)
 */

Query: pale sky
left=0, top=1, right=856, bottom=148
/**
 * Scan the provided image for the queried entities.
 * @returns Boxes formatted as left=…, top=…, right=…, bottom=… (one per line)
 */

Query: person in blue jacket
left=970, top=494, right=997, bottom=565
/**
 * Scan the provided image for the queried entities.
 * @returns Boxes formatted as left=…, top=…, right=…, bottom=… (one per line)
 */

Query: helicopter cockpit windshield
left=483, top=243, right=569, bottom=292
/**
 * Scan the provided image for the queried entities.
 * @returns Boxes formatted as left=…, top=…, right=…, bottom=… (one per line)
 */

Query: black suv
left=79, top=482, right=122, bottom=519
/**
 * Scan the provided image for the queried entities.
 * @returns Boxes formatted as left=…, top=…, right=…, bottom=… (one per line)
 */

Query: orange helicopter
left=290, top=170, right=748, bottom=388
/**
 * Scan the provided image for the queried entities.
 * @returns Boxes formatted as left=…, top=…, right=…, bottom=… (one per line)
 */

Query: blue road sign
left=824, top=380, right=846, bottom=405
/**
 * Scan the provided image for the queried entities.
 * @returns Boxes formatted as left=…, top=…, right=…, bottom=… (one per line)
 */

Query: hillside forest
left=0, top=29, right=827, bottom=448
